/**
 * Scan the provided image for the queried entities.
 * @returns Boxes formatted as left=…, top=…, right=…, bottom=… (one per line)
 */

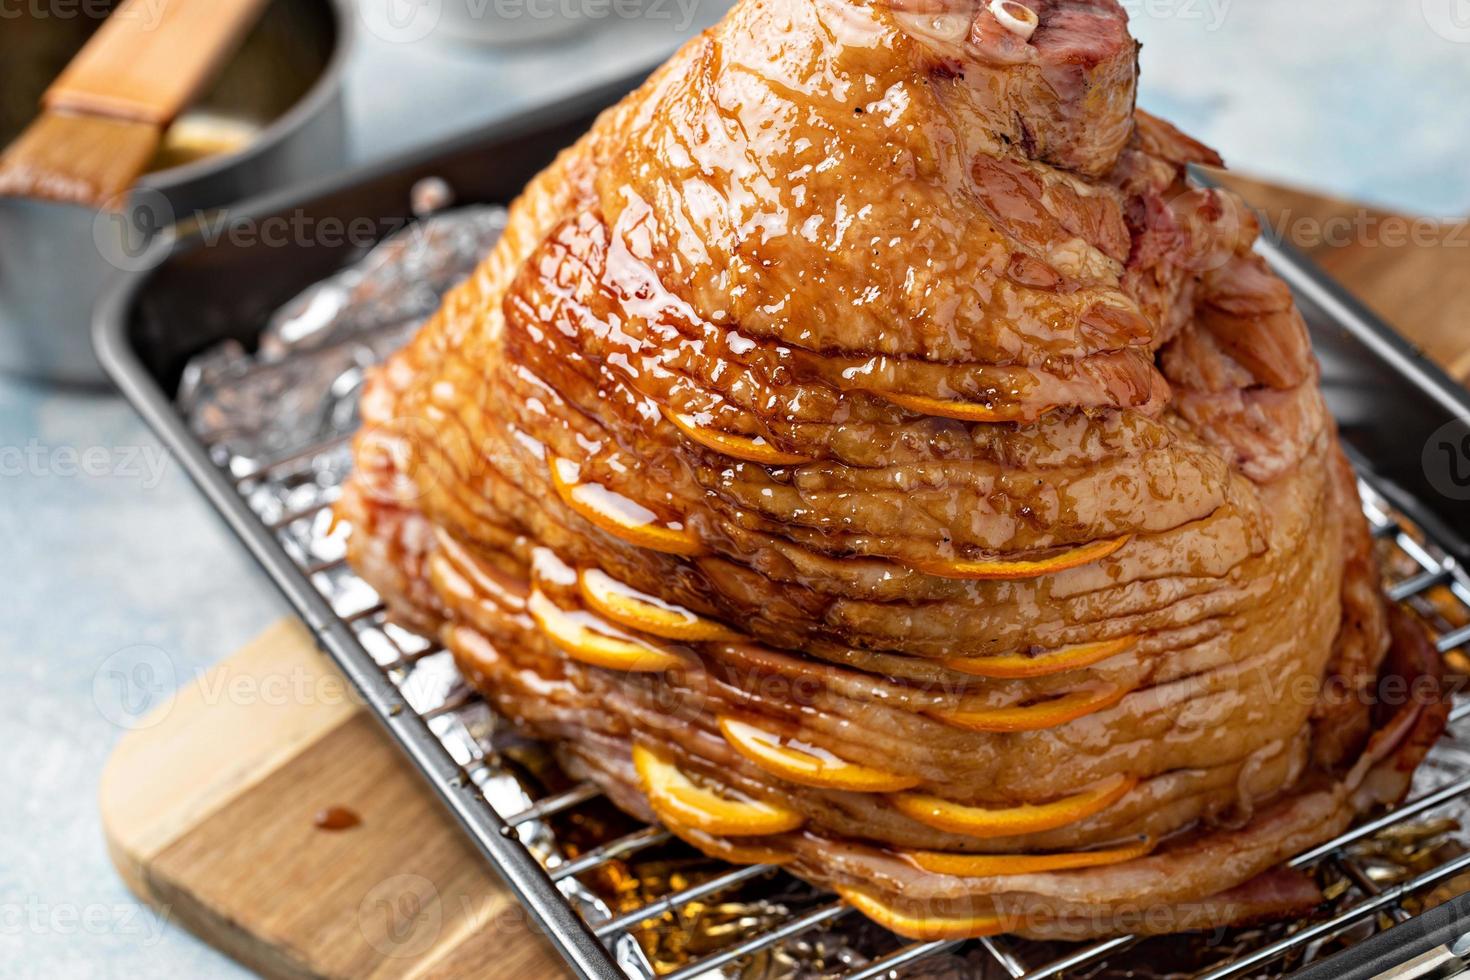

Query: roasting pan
left=95, top=71, right=1470, bottom=979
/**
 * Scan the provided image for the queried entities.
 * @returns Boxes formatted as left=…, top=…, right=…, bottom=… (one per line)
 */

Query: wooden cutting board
left=99, top=178, right=1470, bottom=979
left=100, top=618, right=570, bottom=979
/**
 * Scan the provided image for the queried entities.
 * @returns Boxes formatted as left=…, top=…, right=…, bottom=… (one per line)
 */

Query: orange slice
left=633, top=744, right=806, bottom=837
left=891, top=774, right=1136, bottom=838
left=838, top=888, right=1009, bottom=940
left=869, top=389, right=1048, bottom=424
left=941, top=636, right=1139, bottom=679
left=664, top=409, right=811, bottom=465
left=718, top=716, right=921, bottom=792
left=578, top=568, right=740, bottom=642
left=933, top=684, right=1131, bottom=733
left=904, top=837, right=1154, bottom=877
left=528, top=590, right=687, bottom=672
left=548, top=456, right=702, bottom=556
left=902, top=535, right=1130, bottom=581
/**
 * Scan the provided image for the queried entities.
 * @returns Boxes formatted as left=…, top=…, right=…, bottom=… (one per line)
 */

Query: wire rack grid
left=194, top=372, right=1470, bottom=980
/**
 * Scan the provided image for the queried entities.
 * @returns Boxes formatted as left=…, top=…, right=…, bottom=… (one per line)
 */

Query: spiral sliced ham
left=341, top=0, right=1448, bottom=940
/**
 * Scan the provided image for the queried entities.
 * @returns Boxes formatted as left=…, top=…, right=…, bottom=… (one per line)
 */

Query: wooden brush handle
left=44, top=0, right=272, bottom=125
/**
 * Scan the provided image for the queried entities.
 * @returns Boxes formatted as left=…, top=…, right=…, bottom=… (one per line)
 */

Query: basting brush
left=0, top=0, right=269, bottom=209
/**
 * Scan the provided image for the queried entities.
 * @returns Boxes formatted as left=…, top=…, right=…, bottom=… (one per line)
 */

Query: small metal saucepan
left=0, top=0, right=351, bottom=386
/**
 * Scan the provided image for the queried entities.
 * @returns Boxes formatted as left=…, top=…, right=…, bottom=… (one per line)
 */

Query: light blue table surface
left=3, top=3, right=1468, bottom=976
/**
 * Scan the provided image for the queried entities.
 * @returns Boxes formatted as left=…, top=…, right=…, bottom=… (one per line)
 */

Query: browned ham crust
left=340, top=0, right=1448, bottom=940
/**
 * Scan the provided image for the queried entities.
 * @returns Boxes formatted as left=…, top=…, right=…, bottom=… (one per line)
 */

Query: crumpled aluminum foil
left=178, top=203, right=508, bottom=476
left=175, top=190, right=1470, bottom=980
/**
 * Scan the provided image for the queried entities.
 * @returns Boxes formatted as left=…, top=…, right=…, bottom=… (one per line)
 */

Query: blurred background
left=339, top=0, right=1470, bottom=215
left=2, top=0, right=1467, bottom=974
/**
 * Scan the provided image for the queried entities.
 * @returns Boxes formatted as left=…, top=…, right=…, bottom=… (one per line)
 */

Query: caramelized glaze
left=340, top=0, right=1448, bottom=942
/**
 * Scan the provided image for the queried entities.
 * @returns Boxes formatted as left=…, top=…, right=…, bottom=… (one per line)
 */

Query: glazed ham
left=340, top=0, right=1448, bottom=941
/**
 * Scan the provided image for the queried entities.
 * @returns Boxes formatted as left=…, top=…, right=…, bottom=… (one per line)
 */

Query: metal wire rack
left=194, top=375, right=1470, bottom=980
